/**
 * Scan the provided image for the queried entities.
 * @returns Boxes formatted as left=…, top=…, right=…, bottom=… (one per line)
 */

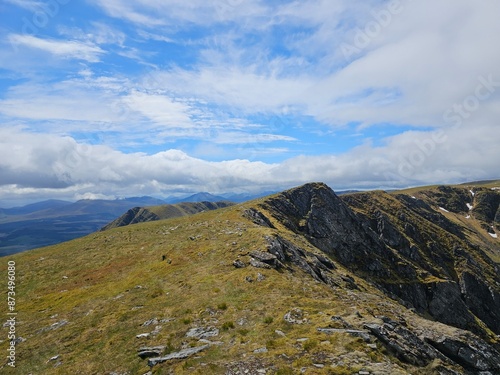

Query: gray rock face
left=426, top=335, right=500, bottom=372
left=265, top=235, right=338, bottom=287
left=185, top=326, right=219, bottom=339
left=459, top=271, right=500, bottom=334
left=261, top=183, right=500, bottom=339
left=147, top=345, right=209, bottom=367
left=137, top=346, right=165, bottom=359
left=427, top=281, right=476, bottom=330
left=243, top=208, right=275, bottom=228
left=364, top=322, right=440, bottom=367
left=263, top=183, right=386, bottom=269
left=473, top=190, right=500, bottom=224
left=364, top=319, right=500, bottom=373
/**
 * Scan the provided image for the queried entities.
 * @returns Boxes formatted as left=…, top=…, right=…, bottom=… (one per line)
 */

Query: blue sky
left=1, top=0, right=499, bottom=205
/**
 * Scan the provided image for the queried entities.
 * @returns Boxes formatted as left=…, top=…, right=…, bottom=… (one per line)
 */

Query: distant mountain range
left=0, top=196, right=167, bottom=256
left=0, top=189, right=370, bottom=256
left=0, top=191, right=273, bottom=256
left=167, top=191, right=278, bottom=203
left=100, top=201, right=234, bottom=231
left=167, top=192, right=229, bottom=204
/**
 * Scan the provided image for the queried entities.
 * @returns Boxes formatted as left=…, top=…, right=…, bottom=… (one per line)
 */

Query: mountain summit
left=2, top=182, right=499, bottom=374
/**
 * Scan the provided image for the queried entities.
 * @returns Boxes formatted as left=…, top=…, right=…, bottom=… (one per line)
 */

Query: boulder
left=186, top=326, right=219, bottom=339
left=243, top=208, right=275, bottom=228
left=249, top=258, right=272, bottom=269
left=249, top=250, right=277, bottom=264
left=233, top=259, right=246, bottom=268
left=147, top=345, right=209, bottom=367
left=137, top=346, right=165, bottom=359
left=284, top=308, right=307, bottom=324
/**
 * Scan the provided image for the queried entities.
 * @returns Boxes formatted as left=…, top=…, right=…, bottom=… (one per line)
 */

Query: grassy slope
left=389, top=181, right=500, bottom=262
left=1, top=198, right=459, bottom=375
left=2, top=183, right=498, bottom=374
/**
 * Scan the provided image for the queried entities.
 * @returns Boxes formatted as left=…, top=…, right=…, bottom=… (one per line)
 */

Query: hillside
left=1, top=182, right=499, bottom=374
left=101, top=201, right=235, bottom=231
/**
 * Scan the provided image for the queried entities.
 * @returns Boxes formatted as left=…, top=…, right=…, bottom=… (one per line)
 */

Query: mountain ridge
left=259, top=183, right=499, bottom=338
left=100, top=201, right=235, bottom=231
left=2, top=181, right=499, bottom=374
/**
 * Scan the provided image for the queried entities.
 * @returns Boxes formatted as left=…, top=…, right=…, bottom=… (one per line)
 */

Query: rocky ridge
left=100, top=201, right=234, bottom=231
left=257, top=183, right=500, bottom=339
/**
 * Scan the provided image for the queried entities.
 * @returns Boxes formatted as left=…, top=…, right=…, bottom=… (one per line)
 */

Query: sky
left=0, top=0, right=499, bottom=206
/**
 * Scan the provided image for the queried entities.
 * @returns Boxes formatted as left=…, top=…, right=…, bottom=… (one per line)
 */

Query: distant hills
left=168, top=191, right=278, bottom=204
left=0, top=199, right=71, bottom=216
left=0, top=191, right=278, bottom=256
left=100, top=201, right=234, bottom=231
left=0, top=196, right=168, bottom=256
left=3, top=181, right=499, bottom=374
left=168, top=192, right=228, bottom=204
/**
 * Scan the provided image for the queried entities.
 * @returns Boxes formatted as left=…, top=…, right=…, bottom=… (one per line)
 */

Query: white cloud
left=57, top=22, right=126, bottom=46
left=0, top=128, right=279, bottom=199
left=145, top=67, right=314, bottom=114
left=122, top=91, right=193, bottom=127
left=0, top=124, right=498, bottom=204
left=211, top=132, right=297, bottom=145
left=8, top=34, right=105, bottom=62
left=0, top=79, right=131, bottom=123
left=134, top=0, right=500, bottom=133
left=91, top=0, right=270, bottom=27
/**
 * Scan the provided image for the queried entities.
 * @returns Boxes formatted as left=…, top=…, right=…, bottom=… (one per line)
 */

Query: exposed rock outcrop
left=243, top=208, right=275, bottom=228
left=365, top=318, right=500, bottom=374
left=147, top=345, right=209, bottom=367
left=473, top=190, right=500, bottom=229
left=185, top=326, right=219, bottom=339
left=260, top=183, right=500, bottom=341
left=364, top=322, right=441, bottom=367
left=137, top=346, right=165, bottom=359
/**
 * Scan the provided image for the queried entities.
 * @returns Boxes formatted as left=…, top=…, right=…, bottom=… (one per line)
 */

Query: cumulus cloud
left=136, top=1, right=500, bottom=130
left=0, top=128, right=278, bottom=200
left=1, top=123, right=498, bottom=205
